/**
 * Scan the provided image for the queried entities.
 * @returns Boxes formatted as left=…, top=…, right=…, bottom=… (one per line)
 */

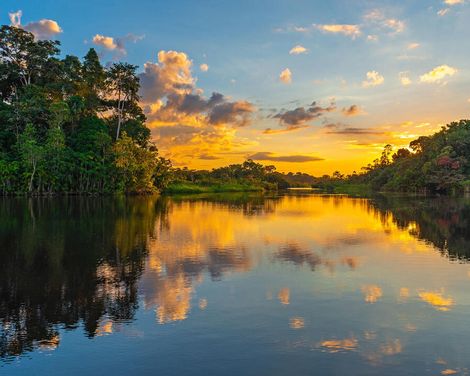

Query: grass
left=164, top=182, right=264, bottom=194
left=313, top=183, right=373, bottom=196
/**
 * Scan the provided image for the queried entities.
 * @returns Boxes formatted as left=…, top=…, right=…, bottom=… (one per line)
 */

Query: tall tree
left=107, top=63, right=140, bottom=140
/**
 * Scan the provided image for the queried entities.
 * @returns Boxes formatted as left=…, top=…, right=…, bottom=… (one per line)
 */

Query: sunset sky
left=2, top=0, right=470, bottom=175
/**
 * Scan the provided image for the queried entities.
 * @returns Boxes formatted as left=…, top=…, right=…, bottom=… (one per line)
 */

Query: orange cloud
left=315, top=24, right=361, bottom=38
left=279, top=68, right=292, bottom=84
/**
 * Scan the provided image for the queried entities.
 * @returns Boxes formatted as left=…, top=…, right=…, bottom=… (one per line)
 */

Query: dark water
left=1, top=194, right=470, bottom=375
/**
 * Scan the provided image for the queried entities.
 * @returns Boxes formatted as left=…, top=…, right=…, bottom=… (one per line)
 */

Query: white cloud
left=420, top=65, right=458, bottom=83
left=438, top=8, right=450, bottom=16
left=444, top=0, right=464, bottom=5
left=289, top=45, right=308, bottom=55
left=24, top=20, right=62, bottom=39
left=8, top=10, right=22, bottom=27
left=315, top=24, right=361, bottom=39
left=9, top=10, right=62, bottom=40
left=364, top=9, right=405, bottom=34
left=279, top=68, right=292, bottom=84
left=92, top=34, right=118, bottom=50
left=399, top=72, right=412, bottom=86
left=367, top=35, right=379, bottom=42
left=91, top=33, right=144, bottom=56
left=362, top=71, right=384, bottom=87
left=407, top=42, right=420, bottom=50
left=200, top=63, right=209, bottom=72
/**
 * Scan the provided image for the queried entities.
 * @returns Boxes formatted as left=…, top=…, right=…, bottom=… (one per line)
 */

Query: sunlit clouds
left=362, top=71, right=385, bottom=87
left=199, top=63, right=209, bottom=72
left=363, top=9, right=405, bottom=34
left=91, top=33, right=144, bottom=56
left=315, top=24, right=361, bottom=39
left=279, top=68, right=292, bottom=84
left=9, top=10, right=62, bottom=39
left=138, top=50, right=255, bottom=163
left=399, top=72, right=412, bottom=86
left=420, top=65, right=458, bottom=84
left=342, top=105, right=365, bottom=117
left=289, top=45, right=308, bottom=55
left=407, top=42, right=420, bottom=50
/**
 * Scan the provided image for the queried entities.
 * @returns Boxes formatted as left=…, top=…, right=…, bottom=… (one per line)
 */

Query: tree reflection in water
left=0, top=196, right=168, bottom=360
left=0, top=193, right=469, bottom=362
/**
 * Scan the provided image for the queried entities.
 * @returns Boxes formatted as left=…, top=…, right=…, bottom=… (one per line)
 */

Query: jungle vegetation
left=0, top=25, right=172, bottom=194
left=316, top=120, right=470, bottom=195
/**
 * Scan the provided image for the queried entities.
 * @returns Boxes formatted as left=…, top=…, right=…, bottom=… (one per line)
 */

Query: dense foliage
left=0, top=25, right=171, bottom=194
left=316, top=120, right=470, bottom=195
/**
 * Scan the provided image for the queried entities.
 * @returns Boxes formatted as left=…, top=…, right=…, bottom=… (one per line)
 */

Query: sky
left=2, top=0, right=470, bottom=175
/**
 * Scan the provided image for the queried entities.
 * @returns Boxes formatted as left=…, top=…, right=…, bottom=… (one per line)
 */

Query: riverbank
left=163, top=182, right=265, bottom=194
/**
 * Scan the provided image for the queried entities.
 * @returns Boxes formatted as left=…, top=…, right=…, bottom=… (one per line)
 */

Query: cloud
left=367, top=35, right=379, bottom=42
left=8, top=10, right=22, bottom=27
left=342, top=105, right=364, bottom=116
left=93, top=34, right=118, bottom=50
left=263, top=125, right=307, bottom=134
left=138, top=50, right=256, bottom=163
left=399, top=72, right=412, bottom=86
left=362, top=70, right=384, bottom=87
left=382, top=18, right=405, bottom=33
left=273, top=101, right=336, bottom=126
left=10, top=10, right=63, bottom=40
left=438, top=8, right=450, bottom=16
left=200, top=63, right=209, bottom=72
left=23, top=20, right=62, bottom=39
left=92, top=33, right=144, bottom=56
left=315, top=24, right=361, bottom=38
left=208, top=100, right=255, bottom=126
left=364, top=9, right=405, bottom=34
left=198, top=153, right=219, bottom=160
left=140, top=50, right=195, bottom=103
left=407, top=42, right=420, bottom=50
left=444, top=0, right=464, bottom=5
left=420, top=65, right=457, bottom=83
left=289, top=45, right=308, bottom=55
left=326, top=126, right=386, bottom=135
left=279, top=68, right=292, bottom=84
left=248, top=152, right=324, bottom=162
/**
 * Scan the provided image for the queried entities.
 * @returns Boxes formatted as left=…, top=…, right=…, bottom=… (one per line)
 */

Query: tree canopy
left=0, top=25, right=171, bottom=194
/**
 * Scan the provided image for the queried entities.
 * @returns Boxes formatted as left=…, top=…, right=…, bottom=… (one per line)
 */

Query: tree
left=106, top=63, right=140, bottom=140
left=113, top=133, right=157, bottom=194
left=18, top=124, right=43, bottom=192
left=82, top=48, right=105, bottom=114
left=0, top=25, right=60, bottom=90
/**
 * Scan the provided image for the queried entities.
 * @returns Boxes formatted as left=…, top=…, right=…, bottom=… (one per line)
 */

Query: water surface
left=1, top=194, right=470, bottom=375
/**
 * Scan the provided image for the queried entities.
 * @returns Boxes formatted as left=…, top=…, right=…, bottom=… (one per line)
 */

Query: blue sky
left=2, top=0, right=470, bottom=174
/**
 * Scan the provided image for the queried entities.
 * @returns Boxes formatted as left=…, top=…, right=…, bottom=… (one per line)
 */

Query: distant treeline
left=317, top=120, right=470, bottom=195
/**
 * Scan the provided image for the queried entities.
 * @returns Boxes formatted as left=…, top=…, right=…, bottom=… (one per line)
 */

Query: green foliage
left=342, top=120, right=470, bottom=194
left=0, top=26, right=171, bottom=195
left=114, top=133, right=158, bottom=194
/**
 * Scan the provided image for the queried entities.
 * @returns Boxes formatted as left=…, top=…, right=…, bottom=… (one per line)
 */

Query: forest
left=0, top=25, right=172, bottom=194
left=319, top=120, right=470, bottom=195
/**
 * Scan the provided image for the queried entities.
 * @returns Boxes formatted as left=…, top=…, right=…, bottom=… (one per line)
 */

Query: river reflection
left=1, top=194, right=470, bottom=375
